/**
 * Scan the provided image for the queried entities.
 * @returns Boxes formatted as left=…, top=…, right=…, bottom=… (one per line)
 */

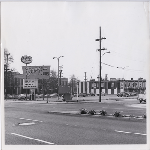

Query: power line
left=101, top=62, right=144, bottom=72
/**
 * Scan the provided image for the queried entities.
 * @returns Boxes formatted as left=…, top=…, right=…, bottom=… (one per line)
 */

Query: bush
left=114, top=111, right=121, bottom=117
left=99, top=110, right=107, bottom=116
left=88, top=110, right=96, bottom=115
left=80, top=108, right=88, bottom=114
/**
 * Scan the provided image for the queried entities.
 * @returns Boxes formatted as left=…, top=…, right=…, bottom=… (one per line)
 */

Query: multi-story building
left=78, top=78, right=146, bottom=95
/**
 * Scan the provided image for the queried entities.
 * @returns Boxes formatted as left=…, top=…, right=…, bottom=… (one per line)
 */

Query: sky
left=1, top=2, right=149, bottom=81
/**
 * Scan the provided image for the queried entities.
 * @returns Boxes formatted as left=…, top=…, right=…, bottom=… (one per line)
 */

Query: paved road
left=4, top=97, right=146, bottom=145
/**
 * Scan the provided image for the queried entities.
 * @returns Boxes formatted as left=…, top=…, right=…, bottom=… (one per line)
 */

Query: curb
left=47, top=111, right=146, bottom=122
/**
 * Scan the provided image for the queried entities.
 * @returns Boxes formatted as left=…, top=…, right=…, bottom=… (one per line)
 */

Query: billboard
left=59, top=85, right=71, bottom=94
left=23, top=79, right=38, bottom=89
left=22, top=66, right=50, bottom=79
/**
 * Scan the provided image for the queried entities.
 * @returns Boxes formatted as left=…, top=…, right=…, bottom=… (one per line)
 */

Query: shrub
left=99, top=110, right=107, bottom=116
left=80, top=108, right=88, bottom=114
left=114, top=111, right=121, bottom=117
left=88, top=110, right=96, bottom=115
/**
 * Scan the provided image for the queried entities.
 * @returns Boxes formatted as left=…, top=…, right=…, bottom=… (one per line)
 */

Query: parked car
left=49, top=93, right=58, bottom=98
left=137, top=91, right=146, bottom=103
left=90, top=93, right=95, bottom=96
left=129, top=92, right=137, bottom=96
left=78, top=93, right=86, bottom=97
left=13, top=95, right=19, bottom=99
left=39, top=94, right=44, bottom=98
left=45, top=94, right=50, bottom=98
left=5, top=94, right=13, bottom=99
left=18, top=94, right=30, bottom=100
left=117, top=92, right=130, bottom=97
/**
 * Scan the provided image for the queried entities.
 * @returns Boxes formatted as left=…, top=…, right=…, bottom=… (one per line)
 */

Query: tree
left=4, top=49, right=14, bottom=68
left=40, top=69, right=58, bottom=94
left=4, top=49, right=14, bottom=97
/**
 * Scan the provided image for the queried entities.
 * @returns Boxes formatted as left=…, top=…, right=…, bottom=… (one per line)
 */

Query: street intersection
left=4, top=95, right=147, bottom=145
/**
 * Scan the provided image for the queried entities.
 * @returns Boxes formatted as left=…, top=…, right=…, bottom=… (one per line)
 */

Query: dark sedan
left=78, top=93, right=87, bottom=97
left=117, top=92, right=130, bottom=97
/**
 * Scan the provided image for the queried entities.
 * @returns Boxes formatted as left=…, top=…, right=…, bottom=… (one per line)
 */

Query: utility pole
left=84, top=72, right=87, bottom=95
left=59, top=66, right=63, bottom=86
left=72, top=78, right=74, bottom=95
left=95, top=27, right=107, bottom=102
left=5, top=52, right=10, bottom=100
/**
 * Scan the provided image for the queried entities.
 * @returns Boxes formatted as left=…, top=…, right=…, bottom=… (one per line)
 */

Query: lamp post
left=95, top=27, right=107, bottom=102
left=53, top=56, right=64, bottom=100
left=102, top=51, right=110, bottom=57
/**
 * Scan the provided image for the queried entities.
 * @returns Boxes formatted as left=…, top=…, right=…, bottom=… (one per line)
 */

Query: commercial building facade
left=78, top=79, right=146, bottom=95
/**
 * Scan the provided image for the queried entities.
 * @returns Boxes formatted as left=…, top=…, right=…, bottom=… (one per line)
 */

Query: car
left=13, top=95, right=19, bottom=99
left=45, top=94, right=50, bottom=98
left=78, top=93, right=86, bottom=97
left=5, top=94, right=13, bottom=99
left=129, top=92, right=137, bottom=96
left=39, top=94, right=44, bottom=98
left=117, top=92, right=130, bottom=97
left=137, top=91, right=146, bottom=103
left=18, top=94, right=30, bottom=100
left=49, top=93, right=58, bottom=98
left=90, top=93, right=95, bottom=96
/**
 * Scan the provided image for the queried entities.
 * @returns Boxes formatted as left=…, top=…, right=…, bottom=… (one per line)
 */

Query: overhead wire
left=101, top=62, right=144, bottom=72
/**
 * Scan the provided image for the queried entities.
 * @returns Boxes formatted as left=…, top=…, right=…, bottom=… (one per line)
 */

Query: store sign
left=23, top=79, right=38, bottom=89
left=124, top=81, right=146, bottom=89
left=21, top=55, right=32, bottom=64
left=22, top=66, right=50, bottom=79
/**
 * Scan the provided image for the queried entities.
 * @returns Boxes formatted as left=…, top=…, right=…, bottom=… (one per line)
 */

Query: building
left=5, top=73, right=68, bottom=95
left=78, top=78, right=146, bottom=95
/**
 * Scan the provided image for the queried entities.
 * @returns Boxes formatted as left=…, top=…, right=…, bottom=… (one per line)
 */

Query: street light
left=95, top=27, right=107, bottom=102
left=53, top=56, right=64, bottom=100
left=102, top=51, right=110, bottom=57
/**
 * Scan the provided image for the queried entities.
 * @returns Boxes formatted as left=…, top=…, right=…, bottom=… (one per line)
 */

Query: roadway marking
left=26, top=119, right=32, bottom=121
left=19, top=118, right=43, bottom=122
left=11, top=133, right=54, bottom=145
left=19, top=122, right=35, bottom=126
left=115, top=130, right=146, bottom=135
left=134, top=133, right=146, bottom=135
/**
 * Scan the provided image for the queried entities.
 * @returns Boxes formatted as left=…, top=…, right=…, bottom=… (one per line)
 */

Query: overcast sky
left=1, top=2, right=149, bottom=81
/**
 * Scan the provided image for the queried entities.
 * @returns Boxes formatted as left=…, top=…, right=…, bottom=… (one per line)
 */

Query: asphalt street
left=4, top=95, right=147, bottom=145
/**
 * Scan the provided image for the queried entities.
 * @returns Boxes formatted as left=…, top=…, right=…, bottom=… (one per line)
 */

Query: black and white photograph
left=1, top=1, right=149, bottom=150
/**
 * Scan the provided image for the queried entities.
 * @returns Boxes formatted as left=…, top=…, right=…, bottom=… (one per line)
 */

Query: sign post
left=21, top=55, right=32, bottom=100
left=22, top=65, right=50, bottom=101
left=23, top=79, right=38, bottom=100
